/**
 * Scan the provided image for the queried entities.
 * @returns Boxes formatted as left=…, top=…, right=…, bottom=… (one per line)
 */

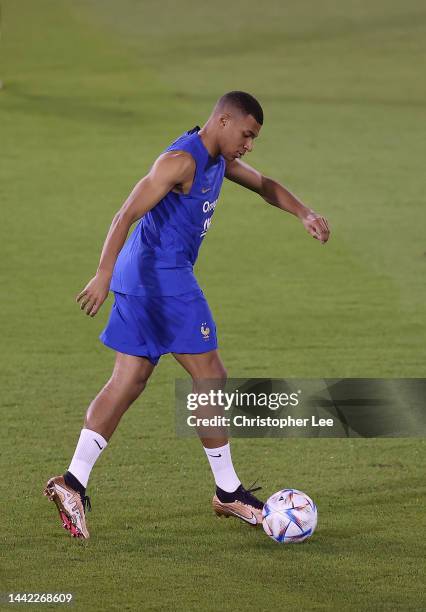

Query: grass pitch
left=1, top=1, right=426, bottom=610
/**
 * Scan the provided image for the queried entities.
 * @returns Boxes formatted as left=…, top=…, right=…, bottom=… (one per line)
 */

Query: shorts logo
left=201, top=323, right=210, bottom=340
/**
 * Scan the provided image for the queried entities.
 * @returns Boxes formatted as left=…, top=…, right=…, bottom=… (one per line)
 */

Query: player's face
left=219, top=113, right=261, bottom=161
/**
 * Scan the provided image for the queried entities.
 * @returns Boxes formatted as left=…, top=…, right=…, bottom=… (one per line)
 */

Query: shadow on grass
left=0, top=82, right=146, bottom=126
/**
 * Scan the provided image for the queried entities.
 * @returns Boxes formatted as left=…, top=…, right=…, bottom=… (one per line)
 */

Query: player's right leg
left=43, top=352, right=155, bottom=539
left=173, top=350, right=264, bottom=526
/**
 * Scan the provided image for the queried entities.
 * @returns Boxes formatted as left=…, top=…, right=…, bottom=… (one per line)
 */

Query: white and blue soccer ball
left=262, top=488, right=318, bottom=543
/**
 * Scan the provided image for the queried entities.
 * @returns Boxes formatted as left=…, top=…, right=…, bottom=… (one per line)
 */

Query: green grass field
left=1, top=1, right=426, bottom=609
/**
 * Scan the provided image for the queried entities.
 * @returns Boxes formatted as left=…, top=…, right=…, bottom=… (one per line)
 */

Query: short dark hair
left=216, top=91, right=264, bottom=125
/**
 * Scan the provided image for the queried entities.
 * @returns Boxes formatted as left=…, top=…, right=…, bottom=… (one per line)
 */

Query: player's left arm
left=225, top=159, right=330, bottom=243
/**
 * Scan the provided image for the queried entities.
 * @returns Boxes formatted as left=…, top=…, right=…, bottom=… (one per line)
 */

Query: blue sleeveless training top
left=110, top=126, right=226, bottom=296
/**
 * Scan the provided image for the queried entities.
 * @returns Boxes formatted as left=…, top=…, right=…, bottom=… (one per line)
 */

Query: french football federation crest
left=201, top=322, right=210, bottom=340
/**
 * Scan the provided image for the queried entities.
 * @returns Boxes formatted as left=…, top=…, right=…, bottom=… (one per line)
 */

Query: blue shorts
left=99, top=289, right=218, bottom=365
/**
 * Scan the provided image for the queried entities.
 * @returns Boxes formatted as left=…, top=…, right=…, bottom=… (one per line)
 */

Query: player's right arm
left=76, top=151, right=195, bottom=317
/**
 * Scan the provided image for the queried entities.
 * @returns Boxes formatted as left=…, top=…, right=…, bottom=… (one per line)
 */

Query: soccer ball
left=262, top=488, right=318, bottom=543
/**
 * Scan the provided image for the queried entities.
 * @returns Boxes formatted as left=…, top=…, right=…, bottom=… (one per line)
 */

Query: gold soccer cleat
left=43, top=475, right=91, bottom=539
left=212, top=484, right=264, bottom=526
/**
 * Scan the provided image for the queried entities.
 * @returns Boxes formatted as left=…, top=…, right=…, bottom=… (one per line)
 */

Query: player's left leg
left=173, top=350, right=263, bottom=525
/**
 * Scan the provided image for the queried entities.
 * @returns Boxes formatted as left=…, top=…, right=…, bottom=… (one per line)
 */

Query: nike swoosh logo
left=94, top=440, right=104, bottom=450
left=208, top=453, right=222, bottom=457
left=227, top=509, right=258, bottom=525
left=201, top=187, right=211, bottom=193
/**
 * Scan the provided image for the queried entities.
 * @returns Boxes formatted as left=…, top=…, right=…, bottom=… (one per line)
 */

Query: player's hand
left=301, top=212, right=330, bottom=244
left=76, top=271, right=111, bottom=317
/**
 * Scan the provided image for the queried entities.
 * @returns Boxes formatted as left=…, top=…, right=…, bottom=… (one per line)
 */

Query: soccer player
left=44, top=91, right=330, bottom=538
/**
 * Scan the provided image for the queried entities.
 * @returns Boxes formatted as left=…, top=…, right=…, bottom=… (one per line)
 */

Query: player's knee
left=214, top=363, right=227, bottom=381
left=208, top=356, right=227, bottom=381
left=193, top=362, right=227, bottom=382
left=108, top=371, right=149, bottom=398
left=131, top=370, right=151, bottom=390
left=128, top=378, right=148, bottom=399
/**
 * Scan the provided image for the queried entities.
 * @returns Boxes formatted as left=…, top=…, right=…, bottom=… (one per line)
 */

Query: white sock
left=68, top=428, right=108, bottom=488
left=203, top=442, right=241, bottom=492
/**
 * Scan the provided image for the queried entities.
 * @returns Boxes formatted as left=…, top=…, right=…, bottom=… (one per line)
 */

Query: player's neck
left=198, top=122, right=220, bottom=159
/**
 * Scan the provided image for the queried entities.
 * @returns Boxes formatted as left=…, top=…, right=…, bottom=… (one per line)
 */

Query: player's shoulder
left=157, top=149, right=195, bottom=168
left=153, top=150, right=196, bottom=179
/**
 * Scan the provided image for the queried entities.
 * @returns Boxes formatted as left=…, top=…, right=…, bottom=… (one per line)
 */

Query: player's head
left=212, top=91, right=263, bottom=161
